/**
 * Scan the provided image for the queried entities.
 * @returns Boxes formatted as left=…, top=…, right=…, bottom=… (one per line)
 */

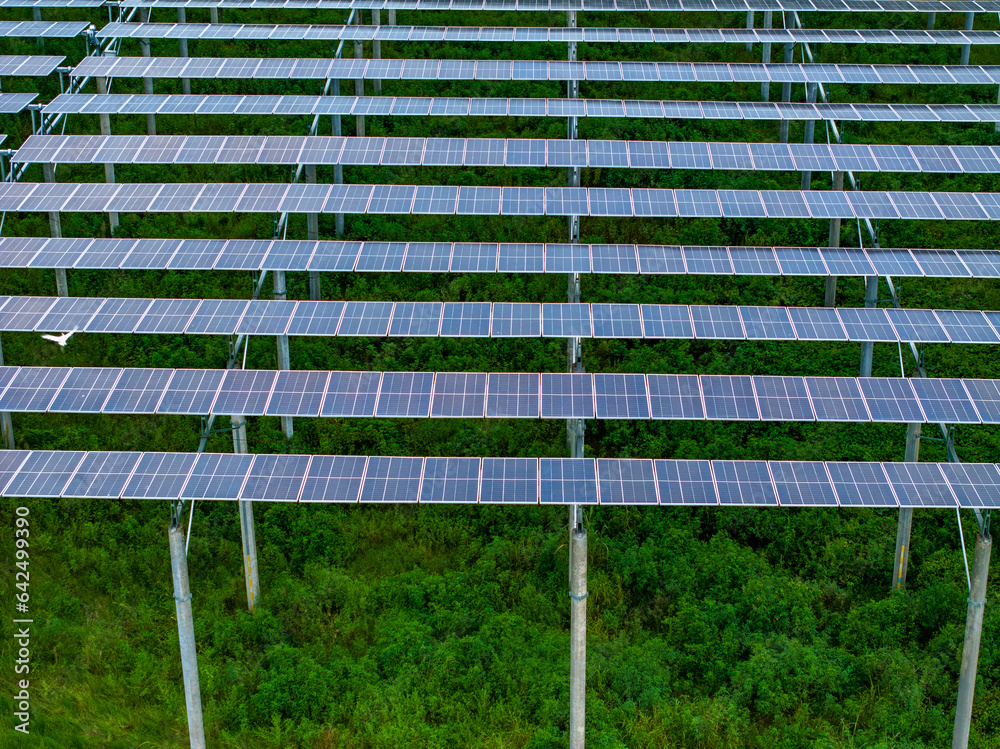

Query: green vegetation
left=1, top=7, right=1000, bottom=746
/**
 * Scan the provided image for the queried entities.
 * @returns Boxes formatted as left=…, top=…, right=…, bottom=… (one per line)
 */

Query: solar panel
left=940, top=463, right=1000, bottom=508
left=701, top=375, right=759, bottom=420
left=640, top=305, right=692, bottom=338
left=287, top=301, right=345, bottom=336
left=545, top=244, right=591, bottom=273
left=712, top=460, right=778, bottom=505
left=591, top=304, right=642, bottom=338
left=5, top=451, right=84, bottom=498
left=47, top=367, right=121, bottom=413
left=157, top=369, right=225, bottom=414
left=360, top=456, right=423, bottom=502
left=882, top=462, right=956, bottom=507
left=597, top=459, right=658, bottom=504
left=211, top=369, right=276, bottom=416
left=103, top=368, right=174, bottom=413
left=181, top=453, right=254, bottom=500
left=375, top=371, right=433, bottom=417
left=485, top=373, right=539, bottom=418
left=691, top=305, right=744, bottom=339
left=0, top=367, right=69, bottom=412
left=770, top=461, right=838, bottom=506
left=183, top=299, right=247, bottom=335
left=440, top=302, right=491, bottom=337
left=420, top=457, right=480, bottom=502
left=836, top=307, right=897, bottom=342
left=322, top=371, right=381, bottom=417
left=121, top=452, right=197, bottom=499
left=788, top=307, right=848, bottom=340
left=738, top=306, right=796, bottom=339
left=539, top=459, right=598, bottom=504
left=540, top=373, right=594, bottom=418
left=753, top=376, right=815, bottom=420
left=430, top=372, right=487, bottom=417
left=480, top=457, right=538, bottom=504
left=804, top=377, right=870, bottom=421
left=594, top=373, right=650, bottom=419
left=0, top=451, right=30, bottom=496
left=62, top=451, right=142, bottom=499
left=542, top=304, right=592, bottom=337
left=963, top=379, right=1000, bottom=423
left=299, top=455, right=367, bottom=502
left=827, top=462, right=897, bottom=506
left=266, top=370, right=330, bottom=417
left=885, top=308, right=949, bottom=342
left=336, top=301, right=393, bottom=336
left=858, top=378, right=925, bottom=422
left=240, top=454, right=310, bottom=501
left=909, top=378, right=980, bottom=423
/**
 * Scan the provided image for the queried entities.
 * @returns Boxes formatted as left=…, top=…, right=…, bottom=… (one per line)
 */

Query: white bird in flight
left=40, top=329, right=76, bottom=347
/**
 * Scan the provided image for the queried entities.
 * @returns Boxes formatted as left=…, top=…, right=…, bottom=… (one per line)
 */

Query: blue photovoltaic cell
left=701, top=375, right=759, bottom=420
left=753, top=376, right=815, bottom=420
left=121, top=452, right=197, bottom=499
left=402, top=242, right=451, bottom=272
left=883, top=462, right=957, bottom=507
left=545, top=243, right=591, bottom=272
left=837, top=307, right=897, bottom=342
left=485, top=372, right=539, bottom=418
left=183, top=299, right=247, bottom=335
left=804, top=377, right=870, bottom=421
left=5, top=450, right=85, bottom=498
left=858, top=378, right=925, bottom=422
left=910, top=378, right=980, bottom=423
left=788, top=306, right=848, bottom=340
left=356, top=242, right=406, bottom=271
left=240, top=454, right=310, bottom=501
left=654, top=460, right=717, bottom=505
left=134, top=298, right=201, bottom=334
left=885, top=308, right=949, bottom=342
left=934, top=310, right=1000, bottom=344
left=451, top=243, right=498, bottom=272
left=360, top=456, right=423, bottom=502
left=388, top=301, right=442, bottom=337
left=647, top=374, right=703, bottom=419
left=430, top=372, right=487, bottom=417
left=375, top=371, right=434, bottom=417
left=541, top=373, right=594, bottom=418
left=597, top=459, right=658, bottom=504
left=770, top=461, right=838, bottom=506
left=299, top=455, right=367, bottom=502
left=491, top=303, right=541, bottom=337
left=266, top=370, right=329, bottom=417
left=591, top=244, right=638, bottom=274
left=62, top=451, right=142, bottom=499
left=181, top=453, right=254, bottom=500
left=827, top=462, right=898, bottom=507
left=940, top=463, right=1000, bottom=508
left=419, top=457, right=480, bottom=502
left=540, top=459, right=598, bottom=504
left=730, top=246, right=780, bottom=275
left=636, top=244, right=685, bottom=274
left=498, top=243, right=544, bottom=273
left=963, top=379, right=1000, bottom=423
left=322, top=371, right=381, bottom=416
left=774, top=246, right=828, bottom=275
left=480, top=457, right=537, bottom=504
left=712, top=460, right=778, bottom=505
left=594, top=373, right=650, bottom=419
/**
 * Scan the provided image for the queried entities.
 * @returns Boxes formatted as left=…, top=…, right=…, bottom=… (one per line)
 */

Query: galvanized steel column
left=373, top=10, right=382, bottom=94
left=273, top=271, right=293, bottom=439
left=232, top=415, right=259, bottom=611
left=0, top=337, right=14, bottom=449
left=779, top=38, right=793, bottom=143
left=178, top=8, right=191, bottom=95
left=95, top=77, right=119, bottom=233
left=891, top=422, right=920, bottom=590
left=42, top=163, right=68, bottom=297
left=859, top=276, right=878, bottom=377
left=569, top=526, right=587, bottom=749
left=952, top=533, right=992, bottom=749
left=354, top=12, right=365, bottom=137
left=800, top=82, right=817, bottom=190
left=140, top=8, right=156, bottom=135
left=306, top=164, right=321, bottom=300
left=332, top=78, right=345, bottom=238
left=760, top=11, right=772, bottom=101
left=825, top=170, right=844, bottom=307
left=168, top=523, right=206, bottom=749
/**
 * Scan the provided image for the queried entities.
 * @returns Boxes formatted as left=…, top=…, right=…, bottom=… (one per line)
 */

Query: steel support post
left=825, top=170, right=844, bottom=307
left=273, top=271, right=293, bottom=439
left=140, top=8, right=155, bottom=135
left=389, top=9, right=396, bottom=24
left=952, top=532, right=992, bottom=749
left=306, top=164, right=321, bottom=300
left=354, top=13, right=365, bottom=137
left=961, top=12, right=974, bottom=66
left=209, top=7, right=219, bottom=23
left=232, top=415, right=259, bottom=611
left=42, top=163, right=68, bottom=297
left=891, top=422, right=921, bottom=591
left=0, top=336, right=14, bottom=449
left=569, top=524, right=587, bottom=749
left=745, top=10, right=754, bottom=50
left=800, top=82, right=817, bottom=190
left=761, top=12, right=772, bottom=101
left=779, top=40, right=793, bottom=143
left=332, top=79, right=345, bottom=238
left=927, top=12, right=935, bottom=29
left=373, top=10, right=382, bottom=94
left=95, top=77, right=119, bottom=233
left=33, top=7, right=43, bottom=51
left=168, top=522, right=206, bottom=749
left=859, top=276, right=878, bottom=377
left=178, top=8, right=191, bottom=95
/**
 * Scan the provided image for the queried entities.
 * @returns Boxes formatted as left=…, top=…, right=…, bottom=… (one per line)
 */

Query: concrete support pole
left=745, top=10, right=754, bottom=50
left=825, top=170, right=844, bottom=307
left=800, top=82, right=817, bottom=190
left=306, top=164, right=321, bottom=300
left=952, top=533, right=992, bottom=749
left=389, top=9, right=396, bottom=24
left=859, top=276, right=878, bottom=377
left=354, top=12, right=365, bottom=137
left=761, top=12, right=772, bottom=101
left=232, top=416, right=259, bottom=611
left=569, top=525, right=587, bottom=749
left=372, top=10, right=382, bottom=95
left=891, top=422, right=921, bottom=591
left=178, top=8, right=191, bottom=95
left=0, top=337, right=15, bottom=449
left=961, top=12, right=974, bottom=67
left=42, top=163, right=68, bottom=297
left=210, top=7, right=219, bottom=23
left=168, top=523, right=206, bottom=749
left=140, top=8, right=156, bottom=135
left=273, top=271, right=293, bottom=439
left=332, top=79, right=345, bottom=238
left=779, top=41, right=794, bottom=143
left=94, top=77, right=119, bottom=233
left=927, top=12, right=935, bottom=30
left=32, top=7, right=43, bottom=51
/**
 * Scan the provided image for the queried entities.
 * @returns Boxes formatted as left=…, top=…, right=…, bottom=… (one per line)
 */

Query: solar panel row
left=109, top=0, right=1000, bottom=13
left=0, top=449, right=993, bottom=507
left=3, top=237, right=994, bottom=277
left=0, top=20, right=89, bottom=37
left=0, top=0, right=103, bottom=6
left=1, top=366, right=998, bottom=424
left=0, top=93, right=37, bottom=114
left=44, top=93, right=998, bottom=123
left=6, top=182, right=1000, bottom=220
left=18, top=134, right=1000, bottom=175
left=0, top=54, right=65, bottom=77
left=1, top=296, right=993, bottom=344
left=71, top=56, right=1000, bottom=85
left=96, top=22, right=1000, bottom=45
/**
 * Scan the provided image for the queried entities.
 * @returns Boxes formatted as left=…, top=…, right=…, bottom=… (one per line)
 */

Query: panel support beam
left=891, top=421, right=921, bottom=591
left=953, top=532, right=992, bottom=749
left=94, top=77, right=119, bottom=234
left=169, top=521, right=206, bottom=749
